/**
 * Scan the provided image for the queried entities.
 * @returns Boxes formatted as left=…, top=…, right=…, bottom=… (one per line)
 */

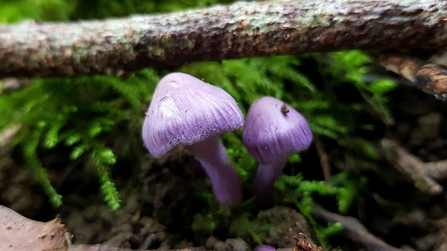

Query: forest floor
left=2, top=81, right=447, bottom=251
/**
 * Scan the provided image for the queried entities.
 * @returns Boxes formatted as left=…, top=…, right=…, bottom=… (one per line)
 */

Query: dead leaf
left=0, top=205, right=72, bottom=251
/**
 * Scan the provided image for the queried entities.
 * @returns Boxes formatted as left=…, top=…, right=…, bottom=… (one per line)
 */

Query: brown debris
left=377, top=54, right=424, bottom=83
left=0, top=0, right=446, bottom=78
left=281, top=103, right=290, bottom=114
left=293, top=233, right=323, bottom=251
left=376, top=53, right=447, bottom=100
left=416, top=64, right=447, bottom=99
left=0, top=205, right=72, bottom=251
left=380, top=138, right=447, bottom=195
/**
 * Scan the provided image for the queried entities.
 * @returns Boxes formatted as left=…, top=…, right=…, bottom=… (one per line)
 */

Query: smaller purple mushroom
left=243, top=96, right=313, bottom=201
left=142, top=72, right=244, bottom=204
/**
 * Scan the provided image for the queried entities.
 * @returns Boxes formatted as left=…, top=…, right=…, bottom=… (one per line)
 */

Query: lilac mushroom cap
left=242, top=96, right=312, bottom=201
left=243, top=96, right=313, bottom=164
left=143, top=72, right=244, bottom=158
left=142, top=72, right=244, bottom=204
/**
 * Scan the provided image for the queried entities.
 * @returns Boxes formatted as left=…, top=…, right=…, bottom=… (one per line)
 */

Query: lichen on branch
left=0, top=0, right=446, bottom=78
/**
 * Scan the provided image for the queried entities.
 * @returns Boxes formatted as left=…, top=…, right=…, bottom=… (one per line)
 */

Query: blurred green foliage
left=0, top=0, right=395, bottom=246
left=0, top=0, right=235, bottom=22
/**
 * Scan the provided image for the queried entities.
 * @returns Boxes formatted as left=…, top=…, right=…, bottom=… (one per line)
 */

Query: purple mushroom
left=142, top=72, right=244, bottom=204
left=242, top=96, right=313, bottom=201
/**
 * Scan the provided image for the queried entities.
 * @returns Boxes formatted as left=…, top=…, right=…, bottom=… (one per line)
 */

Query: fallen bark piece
left=0, top=205, right=72, bottom=251
left=380, top=139, right=444, bottom=195
left=376, top=53, right=447, bottom=101
left=312, top=204, right=401, bottom=251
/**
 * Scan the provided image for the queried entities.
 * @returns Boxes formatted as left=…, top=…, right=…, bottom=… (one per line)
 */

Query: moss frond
left=0, top=69, right=160, bottom=208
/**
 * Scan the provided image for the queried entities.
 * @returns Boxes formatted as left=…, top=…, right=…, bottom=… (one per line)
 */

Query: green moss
left=0, top=0, right=74, bottom=23
left=0, top=69, right=160, bottom=207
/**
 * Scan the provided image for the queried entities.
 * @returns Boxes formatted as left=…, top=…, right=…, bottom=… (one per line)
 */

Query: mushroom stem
left=252, top=160, right=287, bottom=202
left=188, top=135, right=243, bottom=204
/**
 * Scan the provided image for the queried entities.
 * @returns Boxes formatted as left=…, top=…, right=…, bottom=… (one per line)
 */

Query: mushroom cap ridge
left=243, top=96, right=312, bottom=164
left=143, top=72, right=244, bottom=158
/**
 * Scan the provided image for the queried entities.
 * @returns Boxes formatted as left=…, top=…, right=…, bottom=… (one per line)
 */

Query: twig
left=0, top=125, right=20, bottom=156
left=313, top=136, right=331, bottom=186
left=0, top=0, right=445, bottom=78
left=380, top=138, right=444, bottom=195
left=312, top=204, right=401, bottom=251
left=424, top=160, right=447, bottom=181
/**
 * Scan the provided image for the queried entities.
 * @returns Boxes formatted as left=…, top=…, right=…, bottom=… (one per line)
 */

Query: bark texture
left=0, top=0, right=446, bottom=78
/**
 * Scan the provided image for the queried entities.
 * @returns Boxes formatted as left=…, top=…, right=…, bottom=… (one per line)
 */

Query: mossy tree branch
left=0, top=0, right=446, bottom=78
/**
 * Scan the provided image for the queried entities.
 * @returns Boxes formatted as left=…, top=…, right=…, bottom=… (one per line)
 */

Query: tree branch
left=0, top=0, right=446, bottom=78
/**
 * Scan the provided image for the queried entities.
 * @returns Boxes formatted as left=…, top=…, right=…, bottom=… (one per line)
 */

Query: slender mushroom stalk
left=142, top=72, right=244, bottom=204
left=251, top=160, right=288, bottom=199
left=188, top=135, right=243, bottom=203
left=243, top=96, right=313, bottom=202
